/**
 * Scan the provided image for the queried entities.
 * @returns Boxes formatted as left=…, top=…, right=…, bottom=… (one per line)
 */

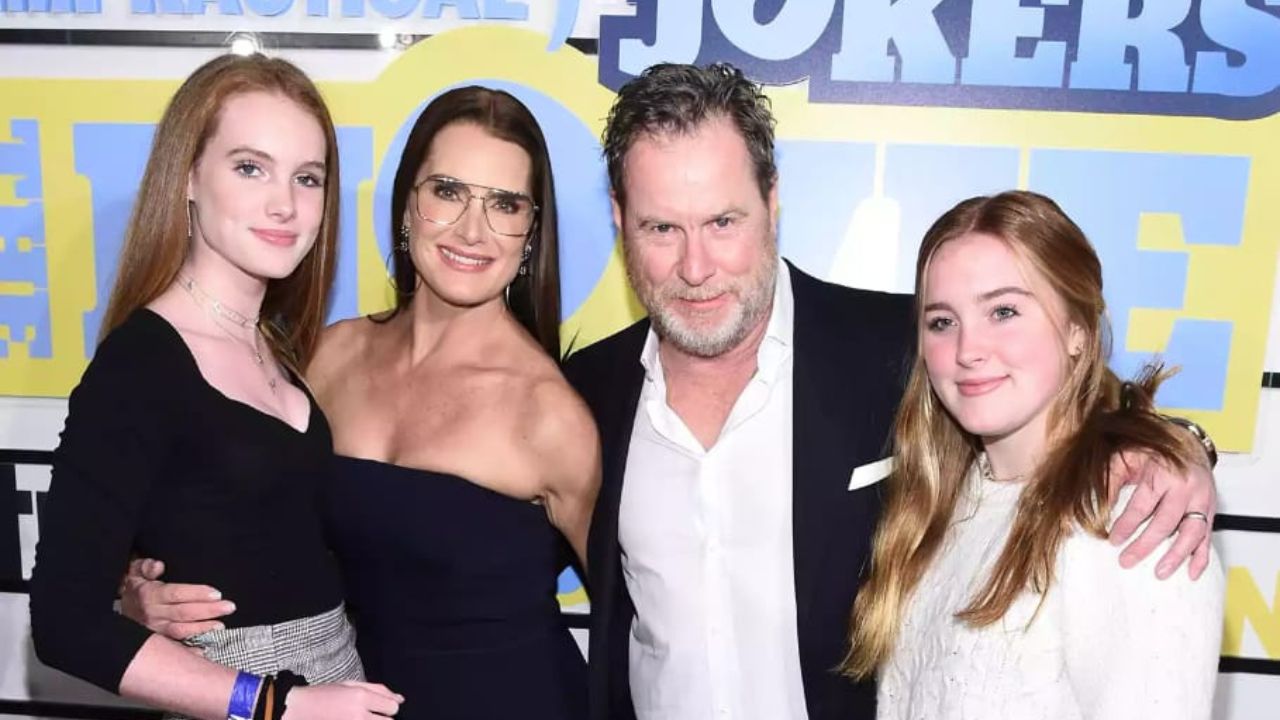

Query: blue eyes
left=925, top=305, right=1020, bottom=331
left=233, top=160, right=324, bottom=188
left=992, top=305, right=1019, bottom=320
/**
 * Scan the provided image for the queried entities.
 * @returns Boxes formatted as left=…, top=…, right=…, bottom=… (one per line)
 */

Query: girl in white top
left=844, top=190, right=1224, bottom=719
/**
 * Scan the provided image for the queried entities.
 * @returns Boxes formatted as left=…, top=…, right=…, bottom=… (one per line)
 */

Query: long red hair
left=99, top=53, right=340, bottom=369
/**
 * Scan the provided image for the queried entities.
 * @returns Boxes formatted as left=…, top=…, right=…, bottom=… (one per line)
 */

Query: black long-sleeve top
left=29, top=309, right=344, bottom=692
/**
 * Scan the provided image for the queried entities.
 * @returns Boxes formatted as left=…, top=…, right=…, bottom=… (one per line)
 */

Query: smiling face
left=615, top=115, right=779, bottom=358
left=403, top=121, right=534, bottom=309
left=186, top=90, right=327, bottom=281
left=921, top=232, right=1085, bottom=457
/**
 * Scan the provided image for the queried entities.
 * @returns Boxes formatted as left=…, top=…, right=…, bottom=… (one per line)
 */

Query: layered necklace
left=177, top=273, right=279, bottom=393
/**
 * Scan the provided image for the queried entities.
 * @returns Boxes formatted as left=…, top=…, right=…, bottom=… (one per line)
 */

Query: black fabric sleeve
left=28, top=324, right=171, bottom=692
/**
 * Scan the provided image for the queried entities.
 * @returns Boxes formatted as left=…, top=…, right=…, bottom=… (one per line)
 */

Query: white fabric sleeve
left=1059, top=495, right=1224, bottom=720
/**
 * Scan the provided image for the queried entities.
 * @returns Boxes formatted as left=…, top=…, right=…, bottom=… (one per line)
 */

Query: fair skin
left=115, top=90, right=401, bottom=720
left=121, top=121, right=600, bottom=639
left=614, top=116, right=780, bottom=449
left=922, top=232, right=1217, bottom=578
left=921, top=232, right=1085, bottom=481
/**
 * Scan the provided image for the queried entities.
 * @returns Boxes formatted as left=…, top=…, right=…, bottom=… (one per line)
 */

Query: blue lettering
left=1071, top=0, right=1191, bottom=92
left=883, top=144, right=1020, bottom=291
left=709, top=0, right=833, bottom=62
left=422, top=0, right=479, bottom=19
left=609, top=0, right=701, bottom=77
left=368, top=0, right=413, bottom=18
left=4, top=0, right=99, bottom=9
left=187, top=0, right=243, bottom=16
left=72, top=123, right=154, bottom=356
left=1029, top=150, right=1248, bottom=410
left=830, top=0, right=954, bottom=84
left=21, top=0, right=73, bottom=11
left=306, top=0, right=326, bottom=14
left=328, top=128, right=374, bottom=324
left=546, top=0, right=577, bottom=50
left=774, top=140, right=877, bottom=275
left=0, top=120, right=50, bottom=359
left=483, top=0, right=526, bottom=21
left=961, top=0, right=1067, bottom=88
left=242, top=0, right=289, bottom=15
left=340, top=0, right=362, bottom=17
left=1193, top=0, right=1280, bottom=97
left=130, top=0, right=186, bottom=13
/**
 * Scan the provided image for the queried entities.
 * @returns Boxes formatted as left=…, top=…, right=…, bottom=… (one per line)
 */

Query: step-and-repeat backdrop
left=1, top=0, right=1278, bottom=717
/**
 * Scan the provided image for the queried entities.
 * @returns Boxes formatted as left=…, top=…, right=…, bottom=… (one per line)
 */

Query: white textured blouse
left=878, top=468, right=1224, bottom=720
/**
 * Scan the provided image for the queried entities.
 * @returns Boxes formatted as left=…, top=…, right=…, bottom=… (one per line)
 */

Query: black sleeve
left=28, top=325, right=170, bottom=692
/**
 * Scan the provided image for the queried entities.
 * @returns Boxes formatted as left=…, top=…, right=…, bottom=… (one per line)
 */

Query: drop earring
left=186, top=199, right=194, bottom=239
left=517, top=242, right=532, bottom=276
left=397, top=224, right=410, bottom=253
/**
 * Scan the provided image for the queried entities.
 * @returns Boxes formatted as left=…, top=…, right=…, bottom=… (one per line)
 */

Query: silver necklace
left=177, top=274, right=278, bottom=393
left=177, top=274, right=259, bottom=328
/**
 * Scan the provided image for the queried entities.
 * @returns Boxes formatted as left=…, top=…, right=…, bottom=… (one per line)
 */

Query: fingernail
left=1156, top=563, right=1172, bottom=579
left=208, top=590, right=222, bottom=600
left=223, top=602, right=237, bottom=613
left=1119, top=553, right=1135, bottom=568
left=212, top=622, right=225, bottom=631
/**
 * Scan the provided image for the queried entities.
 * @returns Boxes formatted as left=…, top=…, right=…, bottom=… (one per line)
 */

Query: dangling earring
left=386, top=224, right=416, bottom=298
left=186, top=199, right=195, bottom=239
left=517, top=242, right=532, bottom=276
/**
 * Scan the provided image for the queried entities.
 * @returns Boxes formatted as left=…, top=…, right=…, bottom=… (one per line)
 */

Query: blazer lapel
left=789, top=263, right=870, bottom=659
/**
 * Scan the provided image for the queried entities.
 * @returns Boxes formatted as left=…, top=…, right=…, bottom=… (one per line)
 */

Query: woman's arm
left=531, top=378, right=602, bottom=570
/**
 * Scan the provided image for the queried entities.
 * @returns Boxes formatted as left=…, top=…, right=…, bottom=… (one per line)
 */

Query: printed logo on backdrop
left=0, top=0, right=585, bottom=49
left=0, top=0, right=1278, bottom=458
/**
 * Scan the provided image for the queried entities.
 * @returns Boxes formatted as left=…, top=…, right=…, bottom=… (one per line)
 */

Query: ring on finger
left=1182, top=510, right=1209, bottom=524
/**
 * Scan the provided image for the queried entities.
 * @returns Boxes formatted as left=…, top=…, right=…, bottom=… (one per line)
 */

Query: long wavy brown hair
left=843, top=190, right=1199, bottom=678
left=99, top=53, right=340, bottom=370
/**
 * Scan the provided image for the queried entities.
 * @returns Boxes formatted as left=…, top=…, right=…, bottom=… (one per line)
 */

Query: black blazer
left=563, top=262, right=915, bottom=720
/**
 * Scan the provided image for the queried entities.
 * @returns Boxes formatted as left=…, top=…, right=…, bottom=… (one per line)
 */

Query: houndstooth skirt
left=165, top=604, right=364, bottom=719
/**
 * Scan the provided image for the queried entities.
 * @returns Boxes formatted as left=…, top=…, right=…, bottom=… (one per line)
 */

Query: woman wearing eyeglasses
left=309, top=86, right=599, bottom=718
left=120, top=87, right=600, bottom=719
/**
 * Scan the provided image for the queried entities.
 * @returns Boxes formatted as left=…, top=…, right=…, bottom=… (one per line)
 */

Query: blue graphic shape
left=373, top=81, right=612, bottom=321
left=1029, top=150, right=1249, bottom=410
left=328, top=127, right=374, bottom=324
left=73, top=123, right=155, bottom=355
left=0, top=119, right=51, bottom=359
left=546, top=0, right=579, bottom=51
left=883, top=144, right=1020, bottom=290
left=774, top=140, right=875, bottom=277
left=556, top=566, right=582, bottom=595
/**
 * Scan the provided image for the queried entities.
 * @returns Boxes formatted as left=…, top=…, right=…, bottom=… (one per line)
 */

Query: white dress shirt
left=619, top=266, right=810, bottom=720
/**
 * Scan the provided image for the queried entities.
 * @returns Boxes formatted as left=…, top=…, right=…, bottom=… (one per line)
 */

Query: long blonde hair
left=99, top=53, right=340, bottom=370
left=843, top=190, right=1198, bottom=678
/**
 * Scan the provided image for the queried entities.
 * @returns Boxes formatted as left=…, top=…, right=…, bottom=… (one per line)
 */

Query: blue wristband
left=227, top=671, right=263, bottom=720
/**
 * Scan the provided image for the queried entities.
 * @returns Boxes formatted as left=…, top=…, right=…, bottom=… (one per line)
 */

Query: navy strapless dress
left=323, top=455, right=588, bottom=720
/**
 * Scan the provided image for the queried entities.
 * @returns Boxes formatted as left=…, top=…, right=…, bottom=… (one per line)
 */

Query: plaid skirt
left=166, top=604, right=364, bottom=719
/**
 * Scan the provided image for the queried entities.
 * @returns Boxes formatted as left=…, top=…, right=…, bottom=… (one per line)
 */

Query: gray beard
left=641, top=257, right=777, bottom=359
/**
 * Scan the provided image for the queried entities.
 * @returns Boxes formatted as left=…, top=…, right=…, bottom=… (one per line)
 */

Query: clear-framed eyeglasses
left=411, top=175, right=539, bottom=238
